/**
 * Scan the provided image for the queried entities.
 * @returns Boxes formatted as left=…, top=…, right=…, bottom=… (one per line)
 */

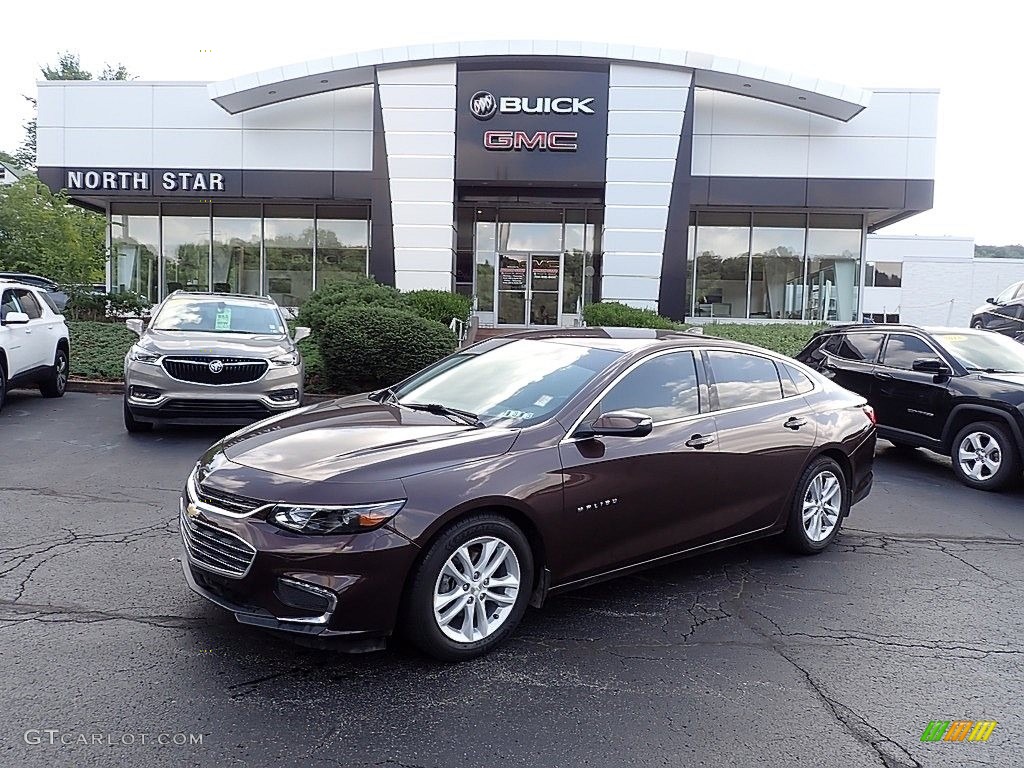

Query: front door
left=496, top=252, right=561, bottom=326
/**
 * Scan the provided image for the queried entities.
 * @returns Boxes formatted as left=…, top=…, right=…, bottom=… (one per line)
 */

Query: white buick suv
left=0, top=279, right=71, bottom=412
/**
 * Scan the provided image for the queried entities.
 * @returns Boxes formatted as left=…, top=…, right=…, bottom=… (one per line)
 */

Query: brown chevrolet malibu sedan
left=180, top=328, right=876, bottom=661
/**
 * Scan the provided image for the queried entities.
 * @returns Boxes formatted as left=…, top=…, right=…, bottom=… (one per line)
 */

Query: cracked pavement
left=1, top=392, right=1021, bottom=768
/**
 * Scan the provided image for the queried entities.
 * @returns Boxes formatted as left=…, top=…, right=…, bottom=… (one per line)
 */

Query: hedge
left=68, top=321, right=137, bottom=380
left=296, top=277, right=405, bottom=333
left=582, top=301, right=680, bottom=330
left=701, top=322, right=825, bottom=357
left=402, top=289, right=471, bottom=327
left=317, top=306, right=457, bottom=394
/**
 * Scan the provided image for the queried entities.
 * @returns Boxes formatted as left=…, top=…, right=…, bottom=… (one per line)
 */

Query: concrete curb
left=67, top=379, right=338, bottom=403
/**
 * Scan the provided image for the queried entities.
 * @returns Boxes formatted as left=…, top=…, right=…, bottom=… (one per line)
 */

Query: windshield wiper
left=401, top=402, right=485, bottom=428
left=965, top=366, right=1020, bottom=374
left=369, top=387, right=399, bottom=404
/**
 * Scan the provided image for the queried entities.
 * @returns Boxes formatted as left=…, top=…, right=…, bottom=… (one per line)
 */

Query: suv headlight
left=270, top=500, right=405, bottom=535
left=270, top=351, right=301, bottom=367
left=128, top=345, right=160, bottom=364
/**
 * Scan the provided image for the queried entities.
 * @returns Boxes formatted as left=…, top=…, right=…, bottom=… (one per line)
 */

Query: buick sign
left=208, top=360, right=224, bottom=374
left=470, top=93, right=595, bottom=120
left=470, top=91, right=498, bottom=120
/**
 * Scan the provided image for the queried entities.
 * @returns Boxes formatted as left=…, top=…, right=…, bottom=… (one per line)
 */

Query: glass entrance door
left=495, top=252, right=561, bottom=326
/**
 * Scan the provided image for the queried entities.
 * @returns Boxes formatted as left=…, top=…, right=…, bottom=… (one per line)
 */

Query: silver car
left=123, top=292, right=310, bottom=432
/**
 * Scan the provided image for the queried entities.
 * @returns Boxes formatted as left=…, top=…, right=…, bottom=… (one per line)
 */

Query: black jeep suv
left=797, top=325, right=1024, bottom=491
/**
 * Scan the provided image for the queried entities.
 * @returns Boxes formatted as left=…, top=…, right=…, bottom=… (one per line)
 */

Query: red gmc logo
left=483, top=130, right=579, bottom=152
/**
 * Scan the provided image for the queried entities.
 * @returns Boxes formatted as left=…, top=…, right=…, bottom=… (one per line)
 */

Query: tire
left=784, top=457, right=849, bottom=555
left=0, top=362, right=6, bottom=413
left=402, top=514, right=534, bottom=662
left=971, top=320, right=984, bottom=329
left=123, top=397, right=153, bottom=433
left=950, top=421, right=1019, bottom=491
left=39, top=347, right=69, bottom=398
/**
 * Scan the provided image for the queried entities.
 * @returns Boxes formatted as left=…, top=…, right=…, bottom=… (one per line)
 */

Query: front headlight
left=270, top=351, right=301, bottom=367
left=270, top=500, right=406, bottom=535
left=129, top=345, right=160, bottom=364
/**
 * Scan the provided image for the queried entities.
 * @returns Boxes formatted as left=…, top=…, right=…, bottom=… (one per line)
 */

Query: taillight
left=862, top=404, right=877, bottom=425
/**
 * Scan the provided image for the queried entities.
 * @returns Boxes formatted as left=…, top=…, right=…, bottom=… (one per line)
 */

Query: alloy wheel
left=433, top=535, right=521, bottom=644
left=802, top=470, right=842, bottom=542
left=958, top=431, right=1002, bottom=482
left=56, top=353, right=68, bottom=394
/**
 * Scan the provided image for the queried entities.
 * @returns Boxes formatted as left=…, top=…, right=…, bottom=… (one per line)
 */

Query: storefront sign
left=499, top=262, right=527, bottom=289
left=63, top=169, right=233, bottom=194
left=482, top=131, right=578, bottom=151
left=470, top=92, right=596, bottom=120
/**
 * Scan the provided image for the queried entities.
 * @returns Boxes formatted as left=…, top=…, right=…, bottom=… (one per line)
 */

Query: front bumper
left=125, top=359, right=303, bottom=424
left=177, top=491, right=420, bottom=640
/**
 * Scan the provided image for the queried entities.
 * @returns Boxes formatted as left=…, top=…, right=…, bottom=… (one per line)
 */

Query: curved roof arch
left=208, top=40, right=871, bottom=121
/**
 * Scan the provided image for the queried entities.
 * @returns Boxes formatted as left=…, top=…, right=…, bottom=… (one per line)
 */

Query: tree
left=0, top=177, right=106, bottom=284
left=14, top=52, right=134, bottom=169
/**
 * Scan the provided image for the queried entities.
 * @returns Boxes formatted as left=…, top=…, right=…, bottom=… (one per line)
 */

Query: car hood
left=208, top=396, right=520, bottom=484
left=977, top=371, right=1024, bottom=387
left=138, top=329, right=293, bottom=358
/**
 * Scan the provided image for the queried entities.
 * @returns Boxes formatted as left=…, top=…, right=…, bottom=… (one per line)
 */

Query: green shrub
left=297, top=276, right=404, bottom=333
left=68, top=321, right=136, bottom=380
left=701, top=322, right=825, bottom=357
left=63, top=288, right=150, bottom=322
left=583, top=301, right=679, bottom=330
left=317, top=306, right=457, bottom=394
left=402, top=290, right=471, bottom=327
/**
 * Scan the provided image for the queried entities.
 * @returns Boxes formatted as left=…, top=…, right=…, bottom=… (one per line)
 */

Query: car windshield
left=393, top=338, right=622, bottom=428
left=151, top=298, right=286, bottom=335
left=934, top=332, right=1024, bottom=373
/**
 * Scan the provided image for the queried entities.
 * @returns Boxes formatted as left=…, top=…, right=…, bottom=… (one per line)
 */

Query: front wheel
left=951, top=422, right=1019, bottom=491
left=402, top=515, right=533, bottom=661
left=971, top=319, right=984, bottom=329
left=39, top=348, right=69, bottom=398
left=0, top=363, right=7, bottom=413
left=123, top=397, right=153, bottom=433
left=784, top=457, right=849, bottom=555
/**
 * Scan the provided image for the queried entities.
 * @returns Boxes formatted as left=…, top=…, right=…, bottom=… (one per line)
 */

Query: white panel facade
left=379, top=62, right=457, bottom=292
left=602, top=64, right=692, bottom=308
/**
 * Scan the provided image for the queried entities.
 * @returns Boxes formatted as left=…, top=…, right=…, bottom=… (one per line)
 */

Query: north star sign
left=65, top=170, right=227, bottom=192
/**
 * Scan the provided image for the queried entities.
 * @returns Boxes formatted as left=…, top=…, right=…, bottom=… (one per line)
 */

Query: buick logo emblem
left=208, top=359, right=224, bottom=374
left=470, top=90, right=497, bottom=120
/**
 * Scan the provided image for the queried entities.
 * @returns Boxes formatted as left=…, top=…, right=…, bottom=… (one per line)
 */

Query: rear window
left=780, top=362, right=815, bottom=396
left=833, top=332, right=884, bottom=363
left=37, top=291, right=60, bottom=314
left=707, top=351, right=783, bottom=410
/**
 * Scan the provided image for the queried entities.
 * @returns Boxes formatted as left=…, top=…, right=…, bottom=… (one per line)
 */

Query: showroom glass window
left=693, top=212, right=750, bottom=319
left=865, top=261, right=902, bottom=287
left=750, top=214, right=806, bottom=320
left=474, top=216, right=496, bottom=312
left=562, top=209, right=596, bottom=319
left=880, top=334, right=939, bottom=370
left=597, top=351, right=701, bottom=422
left=110, top=205, right=159, bottom=303
left=162, top=203, right=211, bottom=295
left=264, top=205, right=314, bottom=306
left=804, top=215, right=864, bottom=322
left=316, top=205, right=370, bottom=289
left=212, top=204, right=261, bottom=295
left=707, top=351, right=783, bottom=409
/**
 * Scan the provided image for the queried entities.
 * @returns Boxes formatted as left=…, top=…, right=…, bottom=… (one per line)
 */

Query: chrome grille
left=196, top=483, right=264, bottom=515
left=163, top=357, right=268, bottom=385
left=179, top=508, right=256, bottom=578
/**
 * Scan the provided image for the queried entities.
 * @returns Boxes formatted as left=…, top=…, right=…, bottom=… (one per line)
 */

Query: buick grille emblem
left=470, top=90, right=497, bottom=120
left=208, top=359, right=224, bottom=374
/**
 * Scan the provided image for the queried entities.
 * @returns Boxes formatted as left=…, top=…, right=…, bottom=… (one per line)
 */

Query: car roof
left=0, top=278, right=48, bottom=292
left=482, top=326, right=765, bottom=354
left=163, top=290, right=278, bottom=305
left=819, top=323, right=991, bottom=338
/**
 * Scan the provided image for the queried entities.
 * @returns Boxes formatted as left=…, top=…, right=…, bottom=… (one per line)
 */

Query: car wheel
left=403, top=514, right=533, bottom=662
left=971, top=320, right=984, bottom=329
left=0, top=362, right=6, bottom=413
left=784, top=457, right=849, bottom=555
left=951, top=422, right=1019, bottom=491
left=39, top=348, right=69, bottom=398
left=123, top=397, right=153, bottom=433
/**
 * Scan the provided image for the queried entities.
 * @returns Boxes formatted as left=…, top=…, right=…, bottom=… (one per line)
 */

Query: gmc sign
left=483, top=130, right=578, bottom=151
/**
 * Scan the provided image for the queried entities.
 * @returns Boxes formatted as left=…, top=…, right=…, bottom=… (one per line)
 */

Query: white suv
left=0, top=280, right=71, bottom=412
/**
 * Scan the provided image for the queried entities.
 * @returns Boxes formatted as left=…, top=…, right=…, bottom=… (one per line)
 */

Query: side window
left=780, top=362, right=815, bottom=397
left=707, top=351, right=783, bottom=410
left=38, top=291, right=60, bottom=314
left=598, top=351, right=700, bottom=423
left=880, top=334, right=938, bottom=371
left=834, top=332, right=884, bottom=363
left=995, top=282, right=1020, bottom=304
left=1, top=290, right=20, bottom=321
left=14, top=290, right=43, bottom=320
left=796, top=335, right=830, bottom=364
left=1015, top=282, right=1024, bottom=300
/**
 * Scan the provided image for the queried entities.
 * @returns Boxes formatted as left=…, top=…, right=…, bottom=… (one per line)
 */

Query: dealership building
left=35, top=41, right=946, bottom=325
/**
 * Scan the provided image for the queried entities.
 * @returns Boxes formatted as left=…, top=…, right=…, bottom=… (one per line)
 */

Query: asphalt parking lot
left=1, top=390, right=1021, bottom=768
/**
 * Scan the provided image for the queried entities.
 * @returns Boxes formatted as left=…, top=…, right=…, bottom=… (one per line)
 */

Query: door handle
left=874, top=371, right=893, bottom=380
left=685, top=433, right=716, bottom=449
left=784, top=417, right=807, bottom=430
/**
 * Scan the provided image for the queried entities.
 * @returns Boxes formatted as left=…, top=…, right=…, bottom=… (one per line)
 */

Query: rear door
left=818, top=331, right=885, bottom=399
left=704, top=349, right=818, bottom=534
left=872, top=333, right=952, bottom=441
left=1, top=289, right=33, bottom=377
left=13, top=289, right=52, bottom=370
left=558, top=349, right=722, bottom=576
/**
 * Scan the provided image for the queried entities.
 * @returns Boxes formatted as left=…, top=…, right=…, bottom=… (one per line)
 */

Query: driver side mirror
left=574, top=410, right=653, bottom=439
left=2, top=311, right=30, bottom=326
left=293, top=326, right=311, bottom=344
left=912, top=358, right=952, bottom=377
left=126, top=318, right=144, bottom=337
left=986, top=297, right=998, bottom=305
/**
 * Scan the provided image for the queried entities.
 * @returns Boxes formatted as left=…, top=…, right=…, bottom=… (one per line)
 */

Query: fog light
left=268, top=388, right=299, bottom=403
left=275, top=578, right=335, bottom=614
left=130, top=385, right=161, bottom=400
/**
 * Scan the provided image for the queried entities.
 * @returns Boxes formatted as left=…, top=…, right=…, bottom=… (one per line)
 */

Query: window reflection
left=110, top=214, right=159, bottom=302
left=805, top=228, right=862, bottom=322
left=693, top=216, right=750, bottom=319
left=213, top=216, right=260, bottom=295
left=265, top=215, right=314, bottom=306
left=162, top=215, right=210, bottom=294
left=750, top=218, right=805, bottom=320
left=317, top=219, right=369, bottom=288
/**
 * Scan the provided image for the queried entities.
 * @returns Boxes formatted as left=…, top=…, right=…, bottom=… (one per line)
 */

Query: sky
left=1, top=0, right=1021, bottom=244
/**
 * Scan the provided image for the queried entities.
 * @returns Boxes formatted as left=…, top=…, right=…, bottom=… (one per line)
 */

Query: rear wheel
left=123, top=397, right=152, bottom=433
left=402, top=514, right=533, bottom=661
left=39, top=348, right=68, bottom=398
left=0, top=362, right=7, bottom=413
left=784, top=457, right=849, bottom=555
left=951, top=422, right=1018, bottom=491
